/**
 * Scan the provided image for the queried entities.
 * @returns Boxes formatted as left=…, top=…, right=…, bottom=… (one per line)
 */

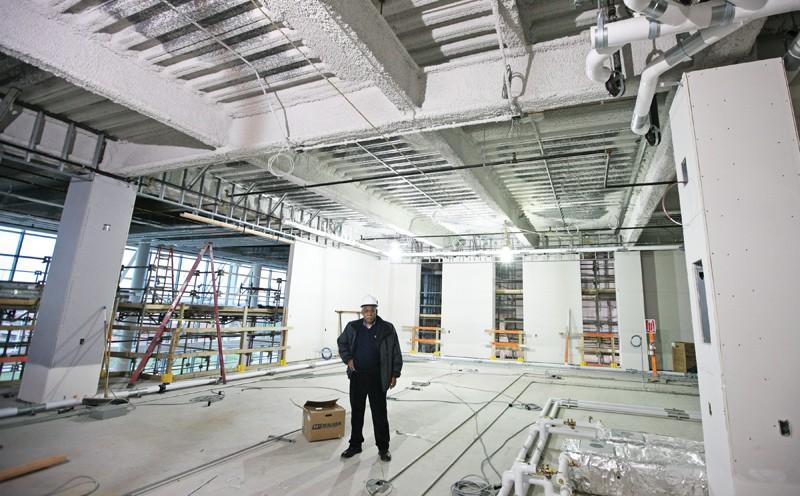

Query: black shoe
left=341, top=446, right=362, bottom=458
left=379, top=450, right=391, bottom=462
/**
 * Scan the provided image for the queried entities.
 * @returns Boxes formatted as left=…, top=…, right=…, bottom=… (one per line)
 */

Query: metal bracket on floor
left=267, top=433, right=296, bottom=444
left=562, top=399, right=578, bottom=408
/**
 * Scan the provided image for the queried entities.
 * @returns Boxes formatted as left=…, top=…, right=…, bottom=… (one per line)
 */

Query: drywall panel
left=285, top=244, right=389, bottom=362
left=386, top=262, right=420, bottom=353
left=523, top=258, right=582, bottom=364
left=321, top=248, right=387, bottom=354
left=440, top=262, right=494, bottom=358
left=284, top=242, right=327, bottom=362
left=641, top=250, right=693, bottom=371
left=615, top=251, right=647, bottom=370
left=671, top=59, right=800, bottom=496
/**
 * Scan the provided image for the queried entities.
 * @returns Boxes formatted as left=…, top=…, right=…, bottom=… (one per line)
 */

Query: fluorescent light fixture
left=283, top=220, right=383, bottom=255
left=180, top=212, right=292, bottom=244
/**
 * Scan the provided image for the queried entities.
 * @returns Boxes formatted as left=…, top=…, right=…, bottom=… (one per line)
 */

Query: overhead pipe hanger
left=586, top=0, right=800, bottom=140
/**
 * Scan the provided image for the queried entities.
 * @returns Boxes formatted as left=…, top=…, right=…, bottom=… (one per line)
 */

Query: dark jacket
left=337, top=315, right=403, bottom=392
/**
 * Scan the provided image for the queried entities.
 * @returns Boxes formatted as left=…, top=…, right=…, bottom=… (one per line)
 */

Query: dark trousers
left=348, top=369, right=390, bottom=451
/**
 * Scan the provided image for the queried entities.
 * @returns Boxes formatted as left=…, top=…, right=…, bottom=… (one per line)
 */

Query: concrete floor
left=0, top=358, right=702, bottom=495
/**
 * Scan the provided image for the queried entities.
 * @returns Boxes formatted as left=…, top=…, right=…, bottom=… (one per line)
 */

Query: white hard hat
left=361, top=294, right=378, bottom=307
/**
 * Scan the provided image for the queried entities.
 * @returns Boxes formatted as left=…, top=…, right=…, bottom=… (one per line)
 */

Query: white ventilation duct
left=587, top=0, right=800, bottom=135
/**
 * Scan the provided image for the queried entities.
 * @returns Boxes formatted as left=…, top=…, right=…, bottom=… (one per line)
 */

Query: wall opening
left=416, top=261, right=442, bottom=354
left=494, top=261, right=524, bottom=360
left=581, top=252, right=619, bottom=367
left=693, top=260, right=712, bottom=344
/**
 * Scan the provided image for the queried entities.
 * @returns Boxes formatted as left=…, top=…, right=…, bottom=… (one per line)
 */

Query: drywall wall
left=284, top=242, right=328, bottom=362
left=440, top=261, right=494, bottom=358
left=284, top=243, right=388, bottom=362
left=523, top=256, right=583, bottom=364
left=641, top=250, right=693, bottom=371
left=386, top=262, right=421, bottom=353
left=615, top=251, right=647, bottom=370
left=320, top=248, right=388, bottom=354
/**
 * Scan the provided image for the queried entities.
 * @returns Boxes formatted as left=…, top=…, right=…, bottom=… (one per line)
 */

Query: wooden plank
left=491, top=329, right=525, bottom=335
left=0, top=355, right=27, bottom=363
left=0, top=455, right=68, bottom=482
left=492, top=342, right=521, bottom=349
left=0, top=325, right=34, bottom=331
left=412, top=326, right=441, bottom=331
left=411, top=338, right=440, bottom=344
left=583, top=331, right=617, bottom=338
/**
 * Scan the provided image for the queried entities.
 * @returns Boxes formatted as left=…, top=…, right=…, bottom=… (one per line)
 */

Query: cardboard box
left=302, top=399, right=345, bottom=442
left=672, top=342, right=697, bottom=373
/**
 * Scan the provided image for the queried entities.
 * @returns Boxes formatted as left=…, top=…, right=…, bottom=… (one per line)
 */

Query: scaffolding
left=580, top=252, right=619, bottom=367
left=492, top=261, right=524, bottom=360
left=108, top=246, right=287, bottom=384
left=0, top=282, right=40, bottom=382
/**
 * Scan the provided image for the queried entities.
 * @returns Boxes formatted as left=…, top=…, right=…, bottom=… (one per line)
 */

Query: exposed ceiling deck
left=2, top=0, right=774, bottom=253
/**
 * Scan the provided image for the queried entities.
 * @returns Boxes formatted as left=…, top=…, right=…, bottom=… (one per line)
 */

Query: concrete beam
left=491, top=0, right=528, bottom=53
left=267, top=0, right=424, bottom=110
left=0, top=0, right=231, bottom=147
left=114, top=33, right=618, bottom=174
left=405, top=129, right=540, bottom=247
left=247, top=154, right=455, bottom=245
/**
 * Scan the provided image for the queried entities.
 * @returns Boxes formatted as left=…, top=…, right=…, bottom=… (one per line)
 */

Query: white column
left=386, top=262, right=420, bottom=353
left=615, top=251, right=647, bottom=370
left=225, top=263, right=238, bottom=306
left=19, top=175, right=136, bottom=403
left=248, top=263, right=263, bottom=307
left=129, top=241, right=151, bottom=304
left=118, top=241, right=150, bottom=359
left=671, top=59, right=800, bottom=496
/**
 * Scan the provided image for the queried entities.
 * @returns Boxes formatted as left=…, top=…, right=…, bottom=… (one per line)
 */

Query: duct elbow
left=586, top=49, right=613, bottom=83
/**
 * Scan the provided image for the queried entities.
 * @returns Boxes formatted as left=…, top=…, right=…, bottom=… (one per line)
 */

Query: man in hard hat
left=337, top=294, right=403, bottom=462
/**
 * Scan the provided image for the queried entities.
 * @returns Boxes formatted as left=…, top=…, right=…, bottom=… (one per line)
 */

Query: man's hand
left=389, top=376, right=397, bottom=389
left=347, top=359, right=355, bottom=371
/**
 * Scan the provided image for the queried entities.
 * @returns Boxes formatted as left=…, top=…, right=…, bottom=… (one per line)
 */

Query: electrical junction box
left=302, top=399, right=345, bottom=442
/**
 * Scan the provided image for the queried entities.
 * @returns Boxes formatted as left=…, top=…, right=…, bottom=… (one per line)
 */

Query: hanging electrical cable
left=158, top=0, right=292, bottom=149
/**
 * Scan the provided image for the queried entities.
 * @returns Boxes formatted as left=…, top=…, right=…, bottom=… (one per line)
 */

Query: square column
left=670, top=59, right=800, bottom=496
left=19, top=175, right=136, bottom=403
